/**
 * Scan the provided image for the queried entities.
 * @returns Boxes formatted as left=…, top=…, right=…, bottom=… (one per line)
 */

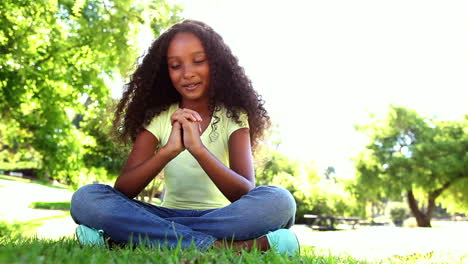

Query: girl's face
left=167, top=32, right=210, bottom=103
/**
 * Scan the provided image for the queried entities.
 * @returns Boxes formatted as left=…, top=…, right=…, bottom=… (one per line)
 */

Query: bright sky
left=114, top=0, right=468, bottom=178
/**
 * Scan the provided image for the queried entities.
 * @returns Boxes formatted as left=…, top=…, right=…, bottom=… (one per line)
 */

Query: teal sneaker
left=265, top=229, right=300, bottom=256
left=75, top=225, right=106, bottom=248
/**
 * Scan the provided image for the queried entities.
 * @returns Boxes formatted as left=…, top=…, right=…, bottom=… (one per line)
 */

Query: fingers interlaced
left=183, top=108, right=203, bottom=121
left=174, top=116, right=203, bottom=135
left=171, top=108, right=203, bottom=124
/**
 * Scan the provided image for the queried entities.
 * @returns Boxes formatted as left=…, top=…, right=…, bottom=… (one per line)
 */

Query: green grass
left=0, top=221, right=41, bottom=238
left=2, top=237, right=466, bottom=264
left=0, top=174, right=31, bottom=183
left=2, top=174, right=467, bottom=263
left=29, top=201, right=71, bottom=210
left=0, top=174, right=70, bottom=190
left=0, top=237, right=371, bottom=264
left=2, top=234, right=465, bottom=264
left=0, top=219, right=367, bottom=264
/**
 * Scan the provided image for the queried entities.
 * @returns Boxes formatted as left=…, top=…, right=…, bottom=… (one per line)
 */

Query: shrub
left=389, top=204, right=408, bottom=226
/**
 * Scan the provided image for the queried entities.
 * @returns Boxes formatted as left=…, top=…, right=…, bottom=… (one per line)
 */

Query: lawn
left=1, top=234, right=465, bottom=264
left=0, top=174, right=467, bottom=263
left=0, top=236, right=372, bottom=264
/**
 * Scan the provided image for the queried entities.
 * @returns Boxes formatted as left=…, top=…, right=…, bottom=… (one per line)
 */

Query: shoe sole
left=75, top=226, right=84, bottom=247
left=292, top=231, right=301, bottom=255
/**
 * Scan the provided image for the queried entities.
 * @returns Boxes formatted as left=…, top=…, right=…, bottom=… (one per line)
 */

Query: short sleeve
left=227, top=112, right=249, bottom=137
left=143, top=104, right=177, bottom=148
left=145, top=116, right=161, bottom=143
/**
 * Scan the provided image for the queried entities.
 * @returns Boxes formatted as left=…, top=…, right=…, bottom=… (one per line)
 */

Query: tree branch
left=430, top=173, right=468, bottom=200
left=429, top=181, right=452, bottom=200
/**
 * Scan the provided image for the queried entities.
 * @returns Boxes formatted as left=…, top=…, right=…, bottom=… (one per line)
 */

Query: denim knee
left=199, top=185, right=297, bottom=239
left=242, top=185, right=296, bottom=230
left=256, top=185, right=296, bottom=222
left=70, top=184, right=113, bottom=225
left=71, top=184, right=107, bottom=208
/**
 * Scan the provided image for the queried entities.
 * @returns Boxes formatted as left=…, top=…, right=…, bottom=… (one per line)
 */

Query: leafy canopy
left=353, top=106, right=468, bottom=216
left=0, top=0, right=181, bottom=186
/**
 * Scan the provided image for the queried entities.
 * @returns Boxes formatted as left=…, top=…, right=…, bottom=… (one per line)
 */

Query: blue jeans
left=70, top=184, right=296, bottom=250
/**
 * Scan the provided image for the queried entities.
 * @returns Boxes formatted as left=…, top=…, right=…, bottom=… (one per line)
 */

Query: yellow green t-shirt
left=145, top=104, right=249, bottom=210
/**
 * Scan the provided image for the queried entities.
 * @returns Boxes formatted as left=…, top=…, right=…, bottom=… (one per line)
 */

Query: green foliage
left=0, top=161, right=38, bottom=171
left=353, top=106, right=468, bottom=226
left=434, top=117, right=468, bottom=213
left=80, top=99, right=130, bottom=179
left=439, top=177, right=468, bottom=214
left=255, top=146, right=361, bottom=222
left=0, top=0, right=181, bottom=186
left=0, top=120, right=40, bottom=169
left=255, top=146, right=303, bottom=187
left=295, top=179, right=363, bottom=222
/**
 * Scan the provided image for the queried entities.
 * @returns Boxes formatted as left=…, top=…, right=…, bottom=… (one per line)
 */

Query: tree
left=254, top=145, right=361, bottom=223
left=79, top=99, right=130, bottom=181
left=324, top=166, right=336, bottom=180
left=254, top=145, right=300, bottom=186
left=354, top=106, right=468, bottom=227
left=323, top=166, right=338, bottom=183
left=0, top=0, right=181, bottom=185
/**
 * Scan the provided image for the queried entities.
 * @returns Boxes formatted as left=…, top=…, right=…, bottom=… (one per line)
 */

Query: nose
left=182, top=65, right=195, bottom=79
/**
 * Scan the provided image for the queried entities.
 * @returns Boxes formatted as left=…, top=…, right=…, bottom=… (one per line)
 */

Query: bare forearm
left=190, top=147, right=255, bottom=202
left=114, top=147, right=177, bottom=198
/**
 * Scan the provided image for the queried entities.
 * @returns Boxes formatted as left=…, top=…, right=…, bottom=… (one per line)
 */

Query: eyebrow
left=167, top=51, right=206, bottom=60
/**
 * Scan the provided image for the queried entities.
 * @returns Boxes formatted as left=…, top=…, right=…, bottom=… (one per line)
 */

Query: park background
left=1, top=0, right=467, bottom=263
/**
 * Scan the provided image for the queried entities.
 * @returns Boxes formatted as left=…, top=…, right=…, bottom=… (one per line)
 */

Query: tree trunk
left=406, top=180, right=454, bottom=228
left=406, top=190, right=432, bottom=227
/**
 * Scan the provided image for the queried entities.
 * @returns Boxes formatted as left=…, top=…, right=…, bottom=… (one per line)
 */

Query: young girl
left=70, top=19, right=299, bottom=255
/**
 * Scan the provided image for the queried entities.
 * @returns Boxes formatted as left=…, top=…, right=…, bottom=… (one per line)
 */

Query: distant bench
left=304, top=214, right=360, bottom=230
left=8, top=171, right=23, bottom=177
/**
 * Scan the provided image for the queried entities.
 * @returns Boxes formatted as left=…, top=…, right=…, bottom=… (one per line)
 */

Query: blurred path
left=291, top=223, right=468, bottom=261
left=0, top=176, right=75, bottom=239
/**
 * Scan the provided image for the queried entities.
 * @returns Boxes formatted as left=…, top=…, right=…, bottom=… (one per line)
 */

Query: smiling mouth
left=183, top=82, right=201, bottom=90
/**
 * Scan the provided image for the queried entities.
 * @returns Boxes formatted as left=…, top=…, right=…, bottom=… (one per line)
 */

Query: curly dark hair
left=113, top=19, right=270, bottom=149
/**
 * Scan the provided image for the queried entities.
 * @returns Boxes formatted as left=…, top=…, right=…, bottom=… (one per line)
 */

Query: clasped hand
left=165, top=108, right=204, bottom=155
